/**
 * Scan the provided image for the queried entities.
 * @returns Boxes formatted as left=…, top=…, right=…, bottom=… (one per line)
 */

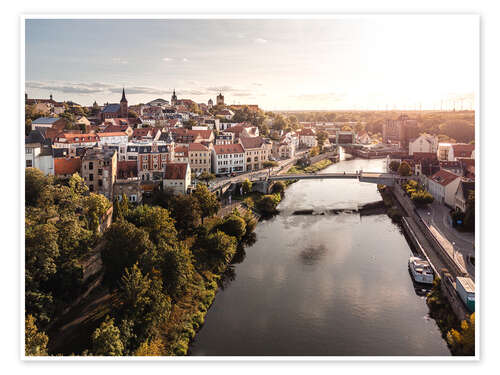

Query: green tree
left=118, top=265, right=171, bottom=347
left=447, top=313, right=475, bottom=356
left=197, top=172, right=216, bottom=185
left=309, top=147, right=319, bottom=157
left=25, top=315, right=48, bottom=356
left=101, top=221, right=154, bottom=284
left=91, top=316, right=124, bottom=356
left=271, top=181, right=286, bottom=195
left=316, top=130, right=329, bottom=151
left=218, top=214, right=247, bottom=240
left=126, top=205, right=178, bottom=247
left=241, top=179, right=252, bottom=195
left=398, top=161, right=411, bottom=176
left=389, top=160, right=400, bottom=172
left=200, top=231, right=237, bottom=273
left=169, top=194, right=200, bottom=238
left=193, top=183, right=220, bottom=223
left=256, top=194, right=280, bottom=215
left=128, top=110, right=138, bottom=118
left=263, top=160, right=278, bottom=170
left=25, top=168, right=51, bottom=206
left=157, top=242, right=194, bottom=299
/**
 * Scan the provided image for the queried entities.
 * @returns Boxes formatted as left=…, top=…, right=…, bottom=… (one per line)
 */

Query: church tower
left=216, top=92, right=224, bottom=106
left=120, top=88, right=128, bottom=117
left=171, top=89, right=177, bottom=105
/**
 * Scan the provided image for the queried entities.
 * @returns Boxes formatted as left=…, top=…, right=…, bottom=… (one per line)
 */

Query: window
left=26, top=160, right=32, bottom=167
left=98, top=169, right=103, bottom=176
left=89, top=174, right=94, bottom=181
left=98, top=180, right=103, bottom=187
left=89, top=185, right=94, bottom=192
left=26, top=148, right=32, bottom=154
left=89, top=162, right=93, bottom=170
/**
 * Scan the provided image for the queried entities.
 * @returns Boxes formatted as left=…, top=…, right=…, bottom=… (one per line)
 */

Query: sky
left=25, top=17, right=478, bottom=111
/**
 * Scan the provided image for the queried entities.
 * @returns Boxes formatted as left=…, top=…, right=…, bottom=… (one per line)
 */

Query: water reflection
left=190, top=159, right=450, bottom=356
left=299, top=244, right=328, bottom=266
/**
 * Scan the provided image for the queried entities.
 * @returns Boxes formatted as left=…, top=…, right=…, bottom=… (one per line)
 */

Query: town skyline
left=25, top=17, right=477, bottom=111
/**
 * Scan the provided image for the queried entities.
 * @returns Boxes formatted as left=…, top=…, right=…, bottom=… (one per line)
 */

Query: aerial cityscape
left=24, top=17, right=476, bottom=357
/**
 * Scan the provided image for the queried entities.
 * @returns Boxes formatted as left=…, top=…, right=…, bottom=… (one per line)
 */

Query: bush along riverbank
left=234, top=159, right=334, bottom=218
left=426, top=278, right=475, bottom=356
left=377, top=184, right=403, bottom=223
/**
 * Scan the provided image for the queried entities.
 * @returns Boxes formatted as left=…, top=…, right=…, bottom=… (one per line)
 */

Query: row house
left=188, top=143, right=211, bottom=174
left=53, top=133, right=99, bottom=157
left=409, top=134, right=438, bottom=155
left=424, top=169, right=461, bottom=207
left=114, top=161, right=142, bottom=204
left=215, top=133, right=234, bottom=145
left=132, top=127, right=161, bottom=141
left=163, top=163, right=191, bottom=194
left=173, top=145, right=189, bottom=163
left=455, top=180, right=475, bottom=213
left=212, top=144, right=245, bottom=175
left=81, top=147, right=117, bottom=199
left=25, top=129, right=54, bottom=175
left=438, top=143, right=475, bottom=161
left=138, top=143, right=175, bottom=181
left=239, top=137, right=272, bottom=171
left=298, top=128, right=317, bottom=148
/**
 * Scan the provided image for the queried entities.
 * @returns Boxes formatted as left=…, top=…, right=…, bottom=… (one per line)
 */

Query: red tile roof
left=55, top=133, right=99, bottom=143
left=98, top=132, right=128, bottom=138
left=104, top=124, right=131, bottom=133
left=188, top=143, right=209, bottom=152
left=164, top=163, right=189, bottom=180
left=239, top=136, right=266, bottom=149
left=213, top=144, right=244, bottom=154
left=430, top=169, right=460, bottom=186
left=412, top=152, right=437, bottom=160
left=451, top=144, right=474, bottom=158
left=54, top=157, right=82, bottom=176
left=117, top=161, right=138, bottom=179
left=174, top=145, right=189, bottom=156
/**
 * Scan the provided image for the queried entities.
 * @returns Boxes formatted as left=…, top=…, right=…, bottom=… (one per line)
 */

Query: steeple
left=120, top=87, right=127, bottom=103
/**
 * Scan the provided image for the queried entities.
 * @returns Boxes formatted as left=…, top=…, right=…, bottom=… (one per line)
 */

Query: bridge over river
left=268, top=171, right=400, bottom=186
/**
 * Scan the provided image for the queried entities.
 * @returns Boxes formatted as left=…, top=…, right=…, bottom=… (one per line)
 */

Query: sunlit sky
left=25, top=17, right=478, bottom=110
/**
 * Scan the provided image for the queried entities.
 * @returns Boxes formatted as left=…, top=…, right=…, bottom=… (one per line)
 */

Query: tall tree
left=192, top=184, right=220, bottom=223
left=25, top=315, right=49, bottom=356
left=91, top=316, right=124, bottom=356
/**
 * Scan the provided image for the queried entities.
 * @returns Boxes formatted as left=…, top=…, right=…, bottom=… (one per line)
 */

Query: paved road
left=207, top=150, right=309, bottom=189
left=417, top=201, right=475, bottom=278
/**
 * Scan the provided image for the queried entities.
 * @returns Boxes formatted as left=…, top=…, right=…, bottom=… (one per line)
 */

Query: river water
left=190, top=157, right=450, bottom=356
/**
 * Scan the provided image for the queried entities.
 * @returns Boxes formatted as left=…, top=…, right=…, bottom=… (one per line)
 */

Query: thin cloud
left=162, top=57, right=173, bottom=62
left=112, top=57, right=128, bottom=64
left=292, top=92, right=346, bottom=102
left=254, top=38, right=268, bottom=44
left=182, top=57, right=189, bottom=62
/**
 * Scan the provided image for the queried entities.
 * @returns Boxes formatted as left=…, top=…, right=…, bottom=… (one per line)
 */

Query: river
left=189, top=157, right=450, bottom=356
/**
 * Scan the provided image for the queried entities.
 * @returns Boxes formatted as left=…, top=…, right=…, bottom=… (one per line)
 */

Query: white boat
left=408, top=256, right=434, bottom=284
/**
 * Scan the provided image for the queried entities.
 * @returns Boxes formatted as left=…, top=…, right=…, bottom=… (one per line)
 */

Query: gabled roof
left=451, top=144, right=474, bottom=158
left=188, top=143, right=209, bottom=152
left=104, top=124, right=131, bottom=133
left=101, top=103, right=121, bottom=113
left=99, top=132, right=128, bottom=138
left=54, top=157, right=82, bottom=176
left=174, top=145, right=189, bottom=156
left=213, top=144, right=244, bottom=154
left=239, top=136, right=266, bottom=149
left=429, top=169, right=460, bottom=186
left=32, top=117, right=61, bottom=124
left=164, top=163, right=188, bottom=180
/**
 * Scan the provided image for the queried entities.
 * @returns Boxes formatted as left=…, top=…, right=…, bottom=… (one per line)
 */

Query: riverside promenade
left=392, top=184, right=469, bottom=280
